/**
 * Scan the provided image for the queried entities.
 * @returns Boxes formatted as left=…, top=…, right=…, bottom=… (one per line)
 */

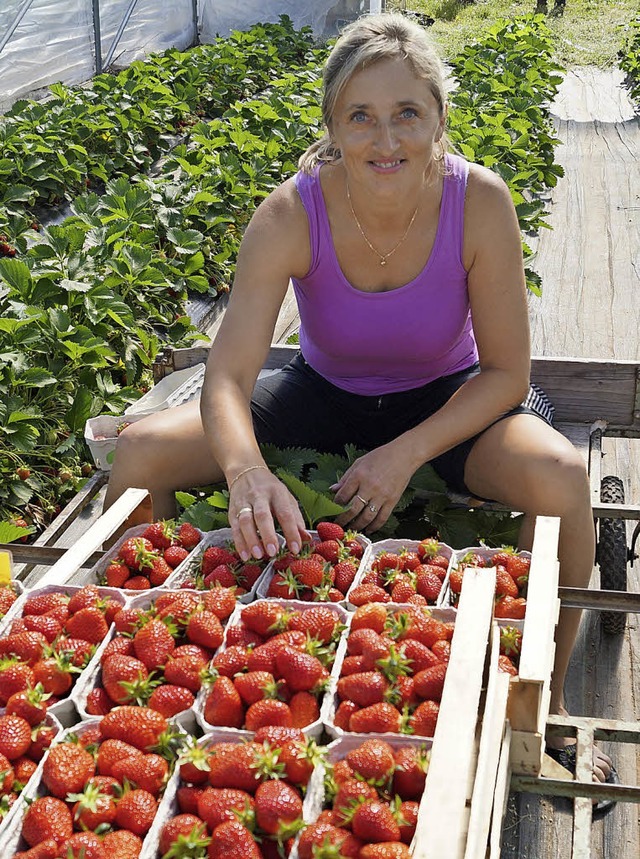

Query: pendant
left=380, top=259, right=386, bottom=266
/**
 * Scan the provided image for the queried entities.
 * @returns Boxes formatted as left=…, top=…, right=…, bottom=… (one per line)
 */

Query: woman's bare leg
left=103, top=401, right=223, bottom=520
left=463, top=414, right=611, bottom=779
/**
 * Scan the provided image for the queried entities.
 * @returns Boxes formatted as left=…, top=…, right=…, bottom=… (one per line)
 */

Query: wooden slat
left=35, top=488, right=150, bottom=587
left=414, top=566, right=496, bottom=859
left=465, top=624, right=511, bottom=858
left=490, top=723, right=512, bottom=859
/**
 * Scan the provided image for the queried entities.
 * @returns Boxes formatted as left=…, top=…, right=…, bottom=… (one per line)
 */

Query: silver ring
left=355, top=494, right=368, bottom=506
left=368, top=503, right=378, bottom=514
left=236, top=506, right=254, bottom=518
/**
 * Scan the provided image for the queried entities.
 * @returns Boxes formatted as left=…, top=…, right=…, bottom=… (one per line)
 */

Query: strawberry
left=346, top=738, right=395, bottom=783
left=254, top=779, right=303, bottom=834
left=334, top=700, right=359, bottom=731
left=42, top=742, right=95, bottom=798
left=236, top=562, right=264, bottom=589
left=431, top=639, right=451, bottom=662
left=177, top=785, right=205, bottom=814
left=56, top=832, right=103, bottom=859
left=0, top=751, right=14, bottom=791
left=100, top=706, right=168, bottom=751
left=494, top=596, right=526, bottom=619
left=68, top=781, right=117, bottom=831
left=114, top=788, right=157, bottom=836
left=23, top=593, right=68, bottom=617
left=186, top=610, right=224, bottom=650
left=102, top=654, right=149, bottom=704
left=147, top=684, right=195, bottom=717
left=201, top=587, right=236, bottom=621
left=242, top=602, right=287, bottom=637
left=338, top=672, right=388, bottom=707
left=349, top=703, right=402, bottom=734
left=226, top=625, right=264, bottom=649
left=119, top=537, right=155, bottom=571
left=253, top=726, right=305, bottom=745
left=414, top=567, right=443, bottom=602
left=352, top=799, right=401, bottom=842
left=499, top=626, right=523, bottom=658
left=349, top=584, right=391, bottom=606
left=100, top=637, right=135, bottom=664
left=495, top=568, right=519, bottom=598
left=448, top=567, right=465, bottom=595
left=399, top=638, right=440, bottom=673
left=14, top=841, right=60, bottom=859
left=123, top=576, right=151, bottom=590
left=104, top=561, right=130, bottom=588
left=99, top=830, right=143, bottom=859
left=503, top=552, right=530, bottom=583
left=159, top=814, right=209, bottom=856
left=0, top=713, right=32, bottom=760
left=333, top=561, right=358, bottom=595
left=289, top=691, right=320, bottom=728
left=202, top=546, right=239, bottom=574
left=204, top=564, right=237, bottom=589
left=287, top=606, right=340, bottom=643
left=393, top=746, right=430, bottom=800
left=32, top=654, right=76, bottom=697
left=27, top=724, right=57, bottom=762
left=413, top=663, right=448, bottom=701
left=65, top=607, right=109, bottom=644
left=133, top=619, right=176, bottom=669
left=178, top=522, right=202, bottom=550
left=244, top=699, right=293, bottom=731
left=333, top=779, right=378, bottom=825
left=197, top=787, right=255, bottom=832
left=165, top=655, right=206, bottom=692
left=111, top=752, right=169, bottom=796
left=85, top=687, right=113, bottom=716
left=275, top=647, right=325, bottom=692
left=67, top=586, right=101, bottom=614
left=148, top=556, right=173, bottom=587
left=212, top=646, right=249, bottom=678
left=298, top=822, right=363, bottom=859
left=279, top=738, right=316, bottom=786
left=22, top=615, right=62, bottom=643
left=409, top=700, right=440, bottom=736
left=114, top=607, right=144, bottom=634
left=203, top=677, right=244, bottom=728
left=207, top=743, right=261, bottom=793
left=0, top=632, right=48, bottom=666
left=498, top=655, right=518, bottom=676
left=208, top=821, right=261, bottom=859
left=57, top=637, right=95, bottom=668
left=0, top=659, right=35, bottom=705
left=142, top=521, right=175, bottom=550
left=22, top=796, right=74, bottom=847
left=316, top=522, right=345, bottom=542
left=234, top=671, right=276, bottom=706
left=289, top=557, right=324, bottom=589
left=164, top=545, right=189, bottom=568
left=96, top=739, right=143, bottom=776
left=360, top=844, right=412, bottom=859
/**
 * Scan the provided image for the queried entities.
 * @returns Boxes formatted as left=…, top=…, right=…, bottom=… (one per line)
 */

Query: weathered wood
left=415, top=567, right=495, bottom=859
left=0, top=544, right=103, bottom=567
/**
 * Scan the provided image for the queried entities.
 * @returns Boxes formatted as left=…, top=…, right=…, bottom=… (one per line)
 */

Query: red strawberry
left=201, top=587, right=236, bottom=621
left=409, top=700, right=440, bottom=736
left=99, top=830, right=143, bottom=859
left=242, top=602, right=287, bottom=637
left=0, top=659, right=35, bottom=705
left=142, top=521, right=175, bottom=550
left=147, top=684, right=195, bottom=717
left=204, top=564, right=236, bottom=589
left=495, top=568, right=519, bottom=598
left=334, top=700, right=359, bottom=731
left=313, top=540, right=341, bottom=564
left=114, top=607, right=145, bottom=634
left=338, top=672, right=388, bottom=707
left=22, top=615, right=62, bottom=643
left=349, top=703, right=401, bottom=734
left=65, top=607, right=109, bottom=644
left=100, top=706, right=168, bottom=751
left=349, top=584, right=391, bottom=606
left=42, top=743, right=95, bottom=798
left=360, top=844, right=412, bottom=859
left=148, top=556, right=173, bottom=587
left=0, top=713, right=32, bottom=760
left=289, top=557, right=324, bottom=589
left=177, top=785, right=206, bottom=814
left=275, top=647, right=325, bottom=693
left=212, top=645, right=249, bottom=678
left=208, top=821, right=261, bottom=859
left=22, top=796, right=73, bottom=847
left=254, top=779, right=303, bottom=834
left=119, top=537, right=155, bottom=571
left=178, top=522, right=202, bottom=550
left=68, top=781, right=117, bottom=831
left=96, top=739, right=143, bottom=776
left=111, top=753, right=168, bottom=796
left=499, top=626, right=523, bottom=658
left=5, top=686, right=49, bottom=726
left=133, top=619, right=176, bottom=669
left=114, top=788, right=157, bottom=836
left=493, top=596, right=526, bottom=619
left=346, top=739, right=395, bottom=782
left=165, top=655, right=206, bottom=692
left=27, top=724, right=57, bottom=762
left=287, top=606, right=340, bottom=643
left=197, top=787, right=255, bottom=832
left=159, top=814, right=209, bottom=856
left=186, top=610, right=224, bottom=650
left=102, top=654, right=149, bottom=704
left=56, top=832, right=103, bottom=859
left=244, top=699, right=294, bottom=731
left=85, top=687, right=113, bottom=716
left=104, top=561, right=130, bottom=588
left=22, top=593, right=68, bottom=617
left=202, top=546, right=239, bottom=574
left=289, top=691, right=320, bottom=728
left=393, top=746, right=430, bottom=800
left=351, top=799, right=401, bottom=842
left=164, top=545, right=189, bottom=568
left=413, top=663, right=448, bottom=701
left=204, top=677, right=244, bottom=728
left=414, top=567, right=443, bottom=602
left=316, top=522, right=345, bottom=542
left=207, top=743, right=261, bottom=793
left=123, top=576, right=151, bottom=590
left=498, top=655, right=518, bottom=676
left=100, top=636, right=135, bottom=664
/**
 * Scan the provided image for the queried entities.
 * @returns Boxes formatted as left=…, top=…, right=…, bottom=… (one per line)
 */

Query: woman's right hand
left=227, top=466, right=309, bottom=561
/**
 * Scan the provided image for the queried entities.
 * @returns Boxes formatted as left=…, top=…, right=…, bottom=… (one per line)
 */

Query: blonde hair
left=299, top=12, right=448, bottom=173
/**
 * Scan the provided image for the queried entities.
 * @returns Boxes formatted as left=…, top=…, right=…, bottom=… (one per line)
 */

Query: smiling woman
left=104, top=12, right=613, bottom=792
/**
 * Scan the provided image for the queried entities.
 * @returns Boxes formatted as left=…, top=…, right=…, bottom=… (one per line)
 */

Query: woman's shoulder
left=465, top=159, right=512, bottom=205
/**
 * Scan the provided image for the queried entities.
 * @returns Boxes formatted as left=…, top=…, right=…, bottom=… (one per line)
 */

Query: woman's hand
left=331, top=442, right=416, bottom=534
left=228, top=467, right=309, bottom=561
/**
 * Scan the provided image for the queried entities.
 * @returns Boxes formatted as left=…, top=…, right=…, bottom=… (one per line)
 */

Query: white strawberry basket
left=0, top=579, right=25, bottom=638
left=74, top=587, right=233, bottom=730
left=322, top=605, right=457, bottom=740
left=0, top=709, right=62, bottom=845
left=446, top=545, right=532, bottom=614
left=143, top=727, right=319, bottom=859
left=193, top=599, right=350, bottom=739
left=65, top=524, right=204, bottom=592
left=256, top=529, right=372, bottom=605
left=0, top=583, right=128, bottom=727
left=165, top=527, right=281, bottom=603
left=345, top=538, right=454, bottom=610
left=0, top=716, right=186, bottom=858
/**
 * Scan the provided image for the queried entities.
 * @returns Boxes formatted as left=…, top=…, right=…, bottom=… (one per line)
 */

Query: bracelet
left=228, top=464, right=269, bottom=490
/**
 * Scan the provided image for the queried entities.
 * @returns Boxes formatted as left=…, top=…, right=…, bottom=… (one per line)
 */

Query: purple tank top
left=291, top=153, right=479, bottom=395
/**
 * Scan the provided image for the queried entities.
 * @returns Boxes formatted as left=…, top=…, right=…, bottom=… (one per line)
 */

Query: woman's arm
left=200, top=178, right=311, bottom=559
left=333, top=164, right=531, bottom=529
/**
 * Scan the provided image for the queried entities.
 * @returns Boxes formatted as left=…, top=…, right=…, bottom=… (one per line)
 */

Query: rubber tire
left=597, top=475, right=627, bottom=635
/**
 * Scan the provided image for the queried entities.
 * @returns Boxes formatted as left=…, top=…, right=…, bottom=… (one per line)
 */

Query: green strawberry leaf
left=275, top=469, right=346, bottom=529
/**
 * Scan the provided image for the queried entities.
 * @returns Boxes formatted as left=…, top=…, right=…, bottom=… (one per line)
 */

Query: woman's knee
left=525, top=447, right=590, bottom=514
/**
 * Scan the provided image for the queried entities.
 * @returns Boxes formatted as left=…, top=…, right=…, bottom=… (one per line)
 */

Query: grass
left=391, top=0, right=637, bottom=67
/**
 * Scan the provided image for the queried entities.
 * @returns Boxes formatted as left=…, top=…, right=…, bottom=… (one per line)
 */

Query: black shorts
left=250, top=353, right=554, bottom=498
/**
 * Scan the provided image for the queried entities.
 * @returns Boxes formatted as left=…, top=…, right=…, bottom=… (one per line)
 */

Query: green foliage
left=619, top=16, right=640, bottom=102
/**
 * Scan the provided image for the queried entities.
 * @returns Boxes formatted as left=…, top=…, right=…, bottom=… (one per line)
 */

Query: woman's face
left=330, top=57, right=445, bottom=197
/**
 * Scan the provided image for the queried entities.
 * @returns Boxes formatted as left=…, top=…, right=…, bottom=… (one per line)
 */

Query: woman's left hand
left=331, top=443, right=415, bottom=534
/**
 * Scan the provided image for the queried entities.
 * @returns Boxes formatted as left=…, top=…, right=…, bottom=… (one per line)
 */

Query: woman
left=105, top=13, right=612, bottom=790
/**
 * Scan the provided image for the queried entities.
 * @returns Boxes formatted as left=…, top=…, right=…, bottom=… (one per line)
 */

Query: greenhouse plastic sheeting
left=0, top=0, right=377, bottom=112
left=199, top=0, right=372, bottom=41
left=0, top=0, right=196, bottom=111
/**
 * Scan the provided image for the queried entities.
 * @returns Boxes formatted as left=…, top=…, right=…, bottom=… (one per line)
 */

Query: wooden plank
left=465, top=624, right=511, bottom=859
left=508, top=518, right=560, bottom=751
left=414, top=566, right=496, bottom=859
left=35, top=488, right=150, bottom=587
left=490, top=723, right=512, bottom=859
left=0, top=544, right=103, bottom=567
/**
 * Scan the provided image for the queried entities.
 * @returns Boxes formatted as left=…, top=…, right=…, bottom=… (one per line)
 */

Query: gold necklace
left=346, top=182, right=419, bottom=266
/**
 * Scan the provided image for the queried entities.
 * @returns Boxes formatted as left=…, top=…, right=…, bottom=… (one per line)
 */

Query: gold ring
left=355, top=495, right=368, bottom=506
left=237, top=506, right=254, bottom=517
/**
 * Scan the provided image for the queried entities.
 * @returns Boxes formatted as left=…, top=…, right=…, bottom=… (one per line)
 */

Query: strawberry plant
left=619, top=16, right=640, bottom=103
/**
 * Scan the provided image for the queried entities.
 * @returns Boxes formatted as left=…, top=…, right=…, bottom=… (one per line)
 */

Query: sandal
left=545, top=743, right=619, bottom=817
